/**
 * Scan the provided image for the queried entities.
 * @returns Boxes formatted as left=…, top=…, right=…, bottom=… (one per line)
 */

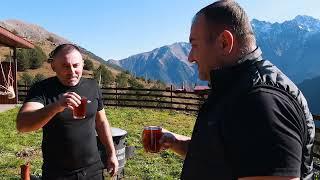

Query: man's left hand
left=106, top=153, right=119, bottom=177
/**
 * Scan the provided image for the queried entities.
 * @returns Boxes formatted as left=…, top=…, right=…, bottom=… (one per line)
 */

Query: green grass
left=0, top=107, right=196, bottom=179
left=0, top=108, right=43, bottom=179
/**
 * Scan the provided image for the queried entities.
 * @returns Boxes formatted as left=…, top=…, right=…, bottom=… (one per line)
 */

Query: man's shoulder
left=80, top=78, right=101, bottom=92
left=31, top=76, right=57, bottom=88
left=245, top=86, right=295, bottom=110
left=250, top=59, right=302, bottom=100
left=81, top=78, right=98, bottom=86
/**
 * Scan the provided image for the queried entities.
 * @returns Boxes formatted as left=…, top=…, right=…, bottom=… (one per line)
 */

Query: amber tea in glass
left=142, top=126, right=163, bottom=153
left=73, top=97, right=87, bottom=119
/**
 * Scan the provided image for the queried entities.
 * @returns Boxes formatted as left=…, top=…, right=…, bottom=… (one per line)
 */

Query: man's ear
left=51, top=62, right=56, bottom=72
left=217, top=30, right=234, bottom=55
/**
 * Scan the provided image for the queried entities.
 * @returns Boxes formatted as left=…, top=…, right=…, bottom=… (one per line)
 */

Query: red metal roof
left=194, top=86, right=210, bottom=91
left=0, top=26, right=34, bottom=49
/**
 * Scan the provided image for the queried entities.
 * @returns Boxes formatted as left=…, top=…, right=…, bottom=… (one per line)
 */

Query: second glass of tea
left=142, top=126, right=163, bottom=153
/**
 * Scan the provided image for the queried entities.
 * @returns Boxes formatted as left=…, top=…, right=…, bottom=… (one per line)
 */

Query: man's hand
left=16, top=91, right=81, bottom=132
left=159, top=129, right=177, bottom=150
left=57, top=92, right=82, bottom=112
left=106, top=153, right=119, bottom=177
left=158, top=128, right=191, bottom=158
left=95, top=109, right=119, bottom=176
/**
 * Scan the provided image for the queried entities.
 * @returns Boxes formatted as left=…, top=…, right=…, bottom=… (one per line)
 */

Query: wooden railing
left=17, top=85, right=206, bottom=112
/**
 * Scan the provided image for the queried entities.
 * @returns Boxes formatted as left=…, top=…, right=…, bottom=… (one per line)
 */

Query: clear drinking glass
left=73, top=96, right=87, bottom=119
left=142, top=126, right=163, bottom=153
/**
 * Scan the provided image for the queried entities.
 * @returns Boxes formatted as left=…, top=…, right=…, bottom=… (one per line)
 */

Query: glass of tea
left=142, top=126, right=163, bottom=153
left=73, top=96, right=87, bottom=119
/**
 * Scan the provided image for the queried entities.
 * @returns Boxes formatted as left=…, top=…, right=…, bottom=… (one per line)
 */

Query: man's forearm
left=96, top=118, right=116, bottom=155
left=17, top=102, right=63, bottom=132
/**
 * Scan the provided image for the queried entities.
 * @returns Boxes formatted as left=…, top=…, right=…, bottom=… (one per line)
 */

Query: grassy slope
left=0, top=107, right=196, bottom=179
left=1, top=43, right=161, bottom=88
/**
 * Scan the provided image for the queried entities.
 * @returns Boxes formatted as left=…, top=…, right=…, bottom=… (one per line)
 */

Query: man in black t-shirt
left=16, top=44, right=118, bottom=179
left=159, top=1, right=314, bottom=180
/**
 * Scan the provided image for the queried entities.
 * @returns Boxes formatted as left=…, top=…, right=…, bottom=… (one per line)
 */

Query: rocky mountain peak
left=0, top=19, right=69, bottom=44
left=109, top=15, right=320, bottom=87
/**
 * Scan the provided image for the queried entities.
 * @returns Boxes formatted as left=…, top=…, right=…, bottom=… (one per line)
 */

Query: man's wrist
left=105, top=145, right=116, bottom=155
left=107, top=150, right=117, bottom=158
left=52, top=101, right=65, bottom=113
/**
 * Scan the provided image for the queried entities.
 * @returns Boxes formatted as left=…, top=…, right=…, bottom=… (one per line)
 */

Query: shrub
left=29, top=46, right=47, bottom=69
left=47, top=36, right=55, bottom=42
left=115, top=72, right=129, bottom=88
left=93, top=65, right=114, bottom=87
left=12, top=29, right=19, bottom=35
left=17, top=49, right=29, bottom=71
left=128, top=77, right=144, bottom=89
left=17, top=46, right=47, bottom=71
left=124, top=70, right=130, bottom=74
left=33, top=73, right=46, bottom=84
left=83, top=58, right=94, bottom=71
left=18, top=73, right=34, bottom=86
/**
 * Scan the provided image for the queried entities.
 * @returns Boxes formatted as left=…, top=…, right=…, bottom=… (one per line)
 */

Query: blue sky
left=1, top=0, right=320, bottom=60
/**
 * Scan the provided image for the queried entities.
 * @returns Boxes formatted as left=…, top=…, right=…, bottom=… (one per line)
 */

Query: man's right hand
left=17, top=92, right=82, bottom=132
left=159, top=129, right=177, bottom=151
left=56, top=92, right=82, bottom=112
left=158, top=128, right=191, bottom=158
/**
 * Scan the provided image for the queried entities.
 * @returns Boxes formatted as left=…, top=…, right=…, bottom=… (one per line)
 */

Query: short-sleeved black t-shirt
left=24, top=77, right=104, bottom=174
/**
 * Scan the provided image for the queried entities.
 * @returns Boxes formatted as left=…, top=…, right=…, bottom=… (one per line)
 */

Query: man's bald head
left=193, top=0, right=256, bottom=54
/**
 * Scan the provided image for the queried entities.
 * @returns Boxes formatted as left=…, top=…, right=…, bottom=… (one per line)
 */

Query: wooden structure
left=193, top=85, right=210, bottom=97
left=0, top=26, right=34, bottom=104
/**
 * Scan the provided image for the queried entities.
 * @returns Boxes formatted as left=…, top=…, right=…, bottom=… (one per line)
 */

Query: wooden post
left=200, top=95, right=203, bottom=110
left=20, top=162, right=30, bottom=180
left=116, top=83, right=118, bottom=108
left=170, top=85, right=173, bottom=111
left=13, top=47, right=18, bottom=104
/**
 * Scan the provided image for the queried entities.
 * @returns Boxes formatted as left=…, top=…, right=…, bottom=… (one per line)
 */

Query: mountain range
left=108, top=15, right=320, bottom=87
left=107, top=15, right=320, bottom=114
left=298, top=76, right=320, bottom=114
left=1, top=17, right=319, bottom=114
left=107, top=42, right=205, bottom=87
left=253, top=15, right=320, bottom=83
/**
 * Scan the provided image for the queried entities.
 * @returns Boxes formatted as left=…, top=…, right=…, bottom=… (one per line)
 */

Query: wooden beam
left=0, top=26, right=34, bottom=49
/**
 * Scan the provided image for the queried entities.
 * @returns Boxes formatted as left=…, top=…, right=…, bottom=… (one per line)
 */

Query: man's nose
left=67, top=66, right=76, bottom=74
left=188, top=50, right=196, bottom=63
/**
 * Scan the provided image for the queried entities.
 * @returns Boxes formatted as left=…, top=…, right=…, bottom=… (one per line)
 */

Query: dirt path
left=0, top=104, right=20, bottom=113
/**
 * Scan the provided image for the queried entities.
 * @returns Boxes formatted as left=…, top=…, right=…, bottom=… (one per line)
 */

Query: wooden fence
left=100, top=86, right=206, bottom=111
left=17, top=85, right=206, bottom=112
